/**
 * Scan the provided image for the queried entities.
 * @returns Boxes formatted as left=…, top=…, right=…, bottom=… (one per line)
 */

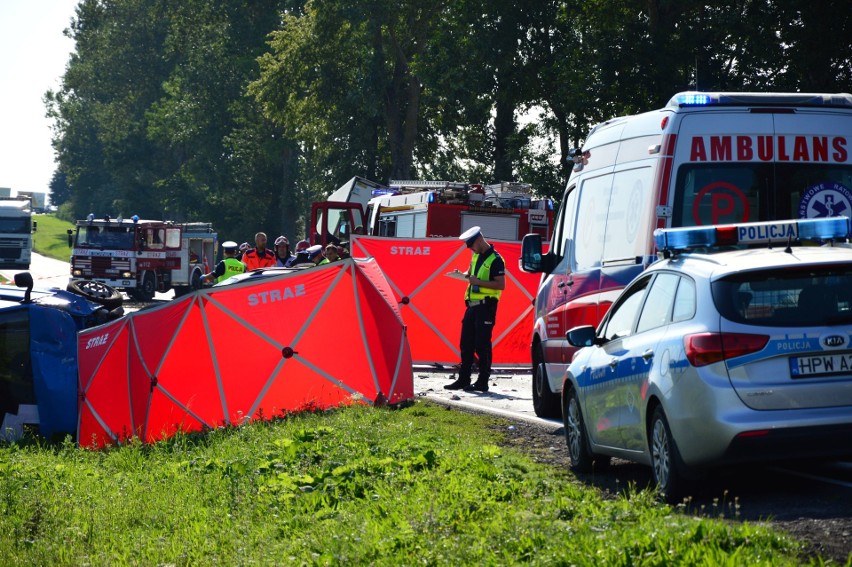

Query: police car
left=562, top=217, right=852, bottom=502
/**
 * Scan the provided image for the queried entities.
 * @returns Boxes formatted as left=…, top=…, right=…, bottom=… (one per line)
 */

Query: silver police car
left=563, top=217, right=852, bottom=502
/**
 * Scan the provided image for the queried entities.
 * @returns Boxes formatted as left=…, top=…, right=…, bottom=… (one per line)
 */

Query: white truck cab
left=521, top=91, right=852, bottom=418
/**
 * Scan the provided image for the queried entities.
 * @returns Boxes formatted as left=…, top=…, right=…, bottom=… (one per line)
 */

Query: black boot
left=464, top=378, right=489, bottom=393
left=444, top=377, right=470, bottom=390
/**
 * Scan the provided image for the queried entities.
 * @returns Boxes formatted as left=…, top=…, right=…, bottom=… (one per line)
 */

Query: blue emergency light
left=675, top=93, right=712, bottom=106
left=654, top=217, right=851, bottom=252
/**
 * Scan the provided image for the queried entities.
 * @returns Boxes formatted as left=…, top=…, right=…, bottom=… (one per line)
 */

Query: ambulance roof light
left=654, top=217, right=850, bottom=253
left=669, top=91, right=852, bottom=109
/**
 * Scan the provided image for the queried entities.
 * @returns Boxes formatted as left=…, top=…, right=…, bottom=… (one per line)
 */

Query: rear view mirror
left=14, top=272, right=34, bottom=304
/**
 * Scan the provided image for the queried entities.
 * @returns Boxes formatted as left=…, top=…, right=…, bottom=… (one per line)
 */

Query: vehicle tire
left=650, top=406, right=688, bottom=504
left=67, top=279, right=123, bottom=310
left=137, top=271, right=156, bottom=302
left=532, top=359, right=561, bottom=418
left=563, top=385, right=610, bottom=473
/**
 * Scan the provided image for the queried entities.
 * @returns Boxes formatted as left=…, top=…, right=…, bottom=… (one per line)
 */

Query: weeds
left=0, top=402, right=812, bottom=565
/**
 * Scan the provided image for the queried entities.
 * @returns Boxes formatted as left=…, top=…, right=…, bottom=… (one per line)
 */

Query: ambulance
left=521, top=91, right=852, bottom=417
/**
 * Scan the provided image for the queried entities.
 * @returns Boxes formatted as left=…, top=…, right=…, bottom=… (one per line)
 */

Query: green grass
left=32, top=214, right=75, bottom=262
left=0, top=402, right=817, bottom=566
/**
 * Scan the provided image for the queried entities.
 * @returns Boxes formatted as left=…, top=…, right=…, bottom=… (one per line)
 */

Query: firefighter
left=444, top=226, right=505, bottom=393
left=203, top=241, right=246, bottom=284
left=288, top=240, right=312, bottom=266
left=274, top=235, right=294, bottom=267
left=242, top=232, right=276, bottom=271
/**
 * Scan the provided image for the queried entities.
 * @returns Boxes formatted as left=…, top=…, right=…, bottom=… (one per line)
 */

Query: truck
left=520, top=90, right=852, bottom=418
left=17, top=191, right=47, bottom=213
left=0, top=198, right=34, bottom=269
left=310, top=176, right=553, bottom=246
left=69, top=215, right=217, bottom=301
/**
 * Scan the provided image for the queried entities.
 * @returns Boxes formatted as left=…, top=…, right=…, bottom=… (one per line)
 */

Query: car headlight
left=121, top=272, right=132, bottom=278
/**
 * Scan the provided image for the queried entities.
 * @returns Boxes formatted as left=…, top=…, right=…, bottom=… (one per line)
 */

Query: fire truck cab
left=70, top=215, right=217, bottom=301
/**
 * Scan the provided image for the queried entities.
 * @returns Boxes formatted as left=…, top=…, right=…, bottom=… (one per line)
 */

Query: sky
left=0, top=0, right=79, bottom=198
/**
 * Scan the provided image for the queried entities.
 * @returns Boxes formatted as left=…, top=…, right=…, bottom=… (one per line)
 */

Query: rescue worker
left=274, top=235, right=294, bottom=267
left=444, top=226, right=505, bottom=393
left=241, top=232, right=276, bottom=271
left=203, top=241, right=246, bottom=284
left=318, top=243, right=339, bottom=265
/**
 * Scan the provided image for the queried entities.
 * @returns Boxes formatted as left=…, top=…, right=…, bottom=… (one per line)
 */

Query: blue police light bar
left=654, top=217, right=851, bottom=252
left=675, top=93, right=712, bottom=106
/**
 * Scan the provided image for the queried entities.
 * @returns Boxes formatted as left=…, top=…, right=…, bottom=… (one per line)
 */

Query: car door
left=619, top=272, right=692, bottom=451
left=580, top=275, right=651, bottom=449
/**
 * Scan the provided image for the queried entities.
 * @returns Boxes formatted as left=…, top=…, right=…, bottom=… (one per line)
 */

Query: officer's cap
left=459, top=226, right=482, bottom=247
left=222, top=240, right=238, bottom=252
left=306, top=244, right=323, bottom=260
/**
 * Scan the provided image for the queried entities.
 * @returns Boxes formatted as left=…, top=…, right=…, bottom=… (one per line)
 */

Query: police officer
left=203, top=241, right=246, bottom=284
left=242, top=232, right=277, bottom=271
left=445, top=226, right=505, bottom=393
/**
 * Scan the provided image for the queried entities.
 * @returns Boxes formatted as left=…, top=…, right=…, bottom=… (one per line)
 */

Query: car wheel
left=650, top=407, right=688, bottom=504
left=532, top=360, right=561, bottom=418
left=564, top=386, right=594, bottom=472
left=67, top=279, right=123, bottom=310
left=138, top=271, right=156, bottom=302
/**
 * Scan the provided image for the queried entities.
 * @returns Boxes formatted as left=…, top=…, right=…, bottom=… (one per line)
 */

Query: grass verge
left=32, top=214, right=74, bottom=262
left=0, top=402, right=812, bottom=565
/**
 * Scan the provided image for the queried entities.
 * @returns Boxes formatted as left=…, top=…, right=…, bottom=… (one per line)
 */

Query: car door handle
left=641, top=349, right=654, bottom=361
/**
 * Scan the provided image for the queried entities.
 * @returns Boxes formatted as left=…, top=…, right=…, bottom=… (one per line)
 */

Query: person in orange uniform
left=241, top=232, right=277, bottom=271
left=444, top=226, right=505, bottom=393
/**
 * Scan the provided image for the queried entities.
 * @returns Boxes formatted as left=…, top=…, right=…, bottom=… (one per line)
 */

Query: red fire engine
left=310, top=176, right=553, bottom=245
left=69, top=215, right=217, bottom=301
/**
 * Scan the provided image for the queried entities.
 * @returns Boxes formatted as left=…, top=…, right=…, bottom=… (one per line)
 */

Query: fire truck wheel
left=67, top=279, right=124, bottom=310
left=138, top=271, right=157, bottom=302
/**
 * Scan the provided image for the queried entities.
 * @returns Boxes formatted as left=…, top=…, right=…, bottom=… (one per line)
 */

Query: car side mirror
left=521, top=233, right=544, bottom=273
left=67, top=229, right=74, bottom=247
left=566, top=325, right=597, bottom=348
left=14, top=272, right=34, bottom=304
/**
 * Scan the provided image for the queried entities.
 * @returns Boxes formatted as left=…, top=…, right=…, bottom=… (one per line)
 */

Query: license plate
left=789, top=353, right=852, bottom=378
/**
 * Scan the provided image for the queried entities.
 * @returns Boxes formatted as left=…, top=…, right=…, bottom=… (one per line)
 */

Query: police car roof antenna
left=784, top=233, right=794, bottom=254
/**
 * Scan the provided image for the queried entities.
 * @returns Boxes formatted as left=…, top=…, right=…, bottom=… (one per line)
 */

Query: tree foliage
left=47, top=0, right=851, bottom=236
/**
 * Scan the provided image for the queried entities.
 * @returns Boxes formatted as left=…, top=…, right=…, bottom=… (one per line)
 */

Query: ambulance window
left=672, top=164, right=769, bottom=227
left=602, top=167, right=653, bottom=262
left=552, top=185, right=576, bottom=258
left=573, top=174, right=612, bottom=272
left=775, top=164, right=852, bottom=220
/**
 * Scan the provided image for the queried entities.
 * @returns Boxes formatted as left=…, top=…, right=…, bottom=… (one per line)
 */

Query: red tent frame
left=349, top=236, right=543, bottom=366
left=77, top=258, right=413, bottom=447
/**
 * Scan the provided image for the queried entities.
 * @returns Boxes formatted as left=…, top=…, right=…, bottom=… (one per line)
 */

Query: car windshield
left=76, top=226, right=136, bottom=249
left=712, top=265, right=852, bottom=326
left=0, top=217, right=31, bottom=234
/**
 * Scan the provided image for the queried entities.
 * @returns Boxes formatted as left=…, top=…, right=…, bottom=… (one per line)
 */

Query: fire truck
left=69, top=215, right=217, bottom=301
left=310, top=176, right=553, bottom=246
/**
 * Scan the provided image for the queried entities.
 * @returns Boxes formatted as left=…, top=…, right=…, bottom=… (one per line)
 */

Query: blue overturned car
left=0, top=273, right=123, bottom=441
